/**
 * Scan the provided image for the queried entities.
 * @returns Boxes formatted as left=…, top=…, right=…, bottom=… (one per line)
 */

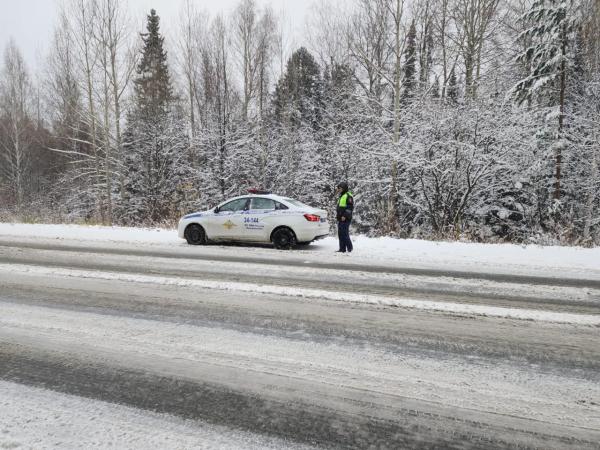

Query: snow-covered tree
left=564, top=77, right=600, bottom=243
left=1, top=0, right=599, bottom=245
left=119, top=9, right=190, bottom=224
left=120, top=105, right=190, bottom=224
left=133, top=10, right=173, bottom=119
left=273, top=47, right=323, bottom=130
left=512, top=0, right=582, bottom=201
left=0, top=40, right=34, bottom=211
left=446, top=67, right=458, bottom=102
left=402, top=20, right=417, bottom=101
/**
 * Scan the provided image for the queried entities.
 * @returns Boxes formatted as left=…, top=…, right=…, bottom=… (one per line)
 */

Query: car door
left=210, top=198, right=249, bottom=240
left=245, top=197, right=278, bottom=241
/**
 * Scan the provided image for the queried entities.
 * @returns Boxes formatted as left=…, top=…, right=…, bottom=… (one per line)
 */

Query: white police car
left=178, top=191, right=330, bottom=249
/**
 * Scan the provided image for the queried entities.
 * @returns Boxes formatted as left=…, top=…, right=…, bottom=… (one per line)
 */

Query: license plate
left=320, top=218, right=327, bottom=223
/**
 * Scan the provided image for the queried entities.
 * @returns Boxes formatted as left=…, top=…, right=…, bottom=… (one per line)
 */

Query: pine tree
left=133, top=9, right=173, bottom=119
left=512, top=0, right=579, bottom=105
left=446, top=67, right=458, bottom=102
left=402, top=20, right=417, bottom=101
left=419, top=19, right=434, bottom=90
left=512, top=0, right=581, bottom=200
left=273, top=47, right=323, bottom=129
left=431, top=76, right=440, bottom=98
left=120, top=9, right=189, bottom=224
left=570, top=28, right=585, bottom=95
left=321, top=63, right=358, bottom=209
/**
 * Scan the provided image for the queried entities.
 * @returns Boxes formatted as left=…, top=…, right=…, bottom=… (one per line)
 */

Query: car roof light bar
left=247, top=188, right=271, bottom=195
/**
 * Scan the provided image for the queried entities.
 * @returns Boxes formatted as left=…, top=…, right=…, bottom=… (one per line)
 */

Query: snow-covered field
left=1, top=222, right=599, bottom=280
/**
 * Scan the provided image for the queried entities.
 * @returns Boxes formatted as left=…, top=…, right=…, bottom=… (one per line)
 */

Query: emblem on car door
left=223, top=220, right=236, bottom=230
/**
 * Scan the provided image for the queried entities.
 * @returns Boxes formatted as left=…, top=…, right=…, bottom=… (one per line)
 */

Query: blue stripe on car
left=184, top=213, right=203, bottom=219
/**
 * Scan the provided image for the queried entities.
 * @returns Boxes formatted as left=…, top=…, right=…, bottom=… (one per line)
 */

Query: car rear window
left=251, top=198, right=276, bottom=210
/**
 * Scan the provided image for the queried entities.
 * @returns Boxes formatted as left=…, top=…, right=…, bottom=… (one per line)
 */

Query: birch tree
left=60, top=0, right=106, bottom=221
left=176, top=0, right=208, bottom=136
left=0, top=40, right=33, bottom=211
left=231, top=0, right=278, bottom=122
left=452, top=0, right=500, bottom=99
left=94, top=0, right=135, bottom=223
left=348, top=0, right=394, bottom=115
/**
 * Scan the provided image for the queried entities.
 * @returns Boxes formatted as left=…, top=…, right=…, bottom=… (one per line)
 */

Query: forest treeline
left=0, top=0, right=599, bottom=245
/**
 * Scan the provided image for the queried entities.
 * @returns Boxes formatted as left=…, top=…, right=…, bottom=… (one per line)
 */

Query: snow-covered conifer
left=119, top=9, right=190, bottom=224
left=402, top=20, right=417, bottom=101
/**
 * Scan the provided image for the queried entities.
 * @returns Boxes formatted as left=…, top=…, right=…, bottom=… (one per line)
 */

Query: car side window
left=219, top=198, right=248, bottom=212
left=275, top=201, right=288, bottom=210
left=251, top=198, right=276, bottom=210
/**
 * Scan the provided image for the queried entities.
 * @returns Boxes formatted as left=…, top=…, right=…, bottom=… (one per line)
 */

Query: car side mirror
left=214, top=207, right=220, bottom=213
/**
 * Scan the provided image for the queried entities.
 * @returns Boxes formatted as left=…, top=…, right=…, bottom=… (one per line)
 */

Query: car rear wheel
left=184, top=224, right=207, bottom=245
left=272, top=227, right=296, bottom=250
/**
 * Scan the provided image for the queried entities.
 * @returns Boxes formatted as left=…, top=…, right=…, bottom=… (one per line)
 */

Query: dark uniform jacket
left=336, top=190, right=354, bottom=222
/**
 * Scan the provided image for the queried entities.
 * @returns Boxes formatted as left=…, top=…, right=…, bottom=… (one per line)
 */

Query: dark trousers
left=337, top=220, right=353, bottom=252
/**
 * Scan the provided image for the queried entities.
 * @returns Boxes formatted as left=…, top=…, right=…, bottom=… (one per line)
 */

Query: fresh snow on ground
left=0, top=381, right=317, bottom=450
left=0, top=222, right=599, bottom=279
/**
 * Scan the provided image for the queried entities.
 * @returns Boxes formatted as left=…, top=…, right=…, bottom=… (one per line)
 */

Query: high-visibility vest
left=338, top=192, right=353, bottom=207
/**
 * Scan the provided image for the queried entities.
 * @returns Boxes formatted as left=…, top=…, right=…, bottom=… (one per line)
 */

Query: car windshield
left=283, top=198, right=311, bottom=208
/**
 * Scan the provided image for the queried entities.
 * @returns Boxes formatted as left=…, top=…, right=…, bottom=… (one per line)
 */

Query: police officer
left=336, top=182, right=354, bottom=253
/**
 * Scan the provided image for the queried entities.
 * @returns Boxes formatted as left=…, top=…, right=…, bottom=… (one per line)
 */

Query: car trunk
left=303, top=207, right=327, bottom=217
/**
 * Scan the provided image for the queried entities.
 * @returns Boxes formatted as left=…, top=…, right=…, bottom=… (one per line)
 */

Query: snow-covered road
left=1, top=225, right=599, bottom=449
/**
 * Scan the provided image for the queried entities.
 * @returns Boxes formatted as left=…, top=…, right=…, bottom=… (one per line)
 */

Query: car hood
left=182, top=210, right=211, bottom=219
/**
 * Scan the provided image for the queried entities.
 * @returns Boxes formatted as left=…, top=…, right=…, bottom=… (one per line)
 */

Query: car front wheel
left=272, top=227, right=296, bottom=250
left=184, top=224, right=207, bottom=245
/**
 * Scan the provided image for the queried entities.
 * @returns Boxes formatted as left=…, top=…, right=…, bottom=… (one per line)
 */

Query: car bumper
left=177, top=220, right=187, bottom=239
left=295, top=223, right=330, bottom=242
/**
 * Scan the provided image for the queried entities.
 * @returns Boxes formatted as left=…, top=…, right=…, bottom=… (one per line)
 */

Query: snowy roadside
left=0, top=222, right=599, bottom=280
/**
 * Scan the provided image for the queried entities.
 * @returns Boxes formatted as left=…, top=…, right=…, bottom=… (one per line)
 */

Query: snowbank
left=0, top=222, right=598, bottom=279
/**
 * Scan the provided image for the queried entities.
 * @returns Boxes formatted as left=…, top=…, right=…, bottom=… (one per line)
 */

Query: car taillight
left=304, top=214, right=320, bottom=222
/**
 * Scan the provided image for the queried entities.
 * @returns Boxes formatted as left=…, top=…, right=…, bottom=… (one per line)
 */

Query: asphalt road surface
left=1, top=239, right=599, bottom=449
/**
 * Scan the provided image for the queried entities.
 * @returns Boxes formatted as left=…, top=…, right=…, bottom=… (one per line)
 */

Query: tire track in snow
left=1, top=262, right=599, bottom=325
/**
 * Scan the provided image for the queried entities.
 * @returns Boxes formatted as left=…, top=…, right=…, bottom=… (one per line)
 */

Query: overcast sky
left=0, top=0, right=313, bottom=72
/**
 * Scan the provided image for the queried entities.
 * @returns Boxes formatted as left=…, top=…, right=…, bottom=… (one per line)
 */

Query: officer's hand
left=340, top=216, right=346, bottom=222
